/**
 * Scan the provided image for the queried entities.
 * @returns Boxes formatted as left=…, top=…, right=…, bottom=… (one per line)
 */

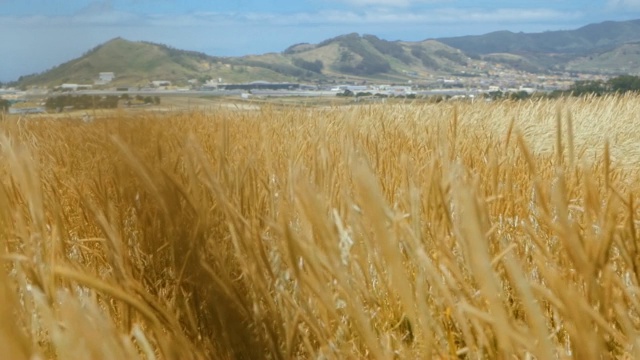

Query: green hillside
left=16, top=35, right=482, bottom=89
left=14, top=18, right=640, bottom=88
left=438, top=19, right=640, bottom=56
left=565, top=42, right=640, bottom=75
left=434, top=19, right=640, bottom=73
left=273, top=33, right=477, bottom=81
left=16, top=38, right=305, bottom=87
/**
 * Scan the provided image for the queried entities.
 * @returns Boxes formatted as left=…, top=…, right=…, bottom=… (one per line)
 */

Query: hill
left=16, top=35, right=481, bottom=88
left=16, top=38, right=313, bottom=87
left=565, top=41, right=640, bottom=74
left=438, top=19, right=640, bottom=55
left=13, top=18, right=640, bottom=88
left=436, top=19, right=640, bottom=72
left=259, top=33, right=476, bottom=81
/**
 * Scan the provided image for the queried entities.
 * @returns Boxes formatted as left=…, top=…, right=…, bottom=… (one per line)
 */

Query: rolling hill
left=16, top=35, right=480, bottom=87
left=438, top=19, right=640, bottom=55
left=15, top=38, right=308, bottom=87
left=250, top=33, right=476, bottom=81
left=565, top=41, right=640, bottom=74
left=437, top=19, right=640, bottom=72
left=13, top=18, right=640, bottom=88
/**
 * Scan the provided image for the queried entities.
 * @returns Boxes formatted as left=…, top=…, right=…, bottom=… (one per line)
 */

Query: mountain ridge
left=13, top=18, right=640, bottom=88
left=437, top=19, right=640, bottom=55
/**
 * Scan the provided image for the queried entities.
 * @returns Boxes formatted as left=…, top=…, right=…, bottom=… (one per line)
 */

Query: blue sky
left=1, top=0, right=640, bottom=82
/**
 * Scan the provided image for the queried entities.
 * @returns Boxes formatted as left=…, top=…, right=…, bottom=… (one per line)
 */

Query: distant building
left=219, top=81, right=299, bottom=91
left=98, top=72, right=115, bottom=83
left=60, top=84, right=92, bottom=91
left=201, top=82, right=218, bottom=90
left=331, top=85, right=368, bottom=92
left=0, top=91, right=25, bottom=101
left=386, top=86, right=414, bottom=95
left=151, top=80, right=172, bottom=87
left=519, top=86, right=536, bottom=94
left=100, top=72, right=116, bottom=82
left=9, top=106, right=45, bottom=114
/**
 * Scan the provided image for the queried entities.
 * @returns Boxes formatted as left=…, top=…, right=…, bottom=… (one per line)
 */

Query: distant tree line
left=433, top=50, right=468, bottom=66
left=410, top=46, right=440, bottom=70
left=554, top=75, right=640, bottom=97
left=122, top=94, right=161, bottom=105
left=45, top=95, right=120, bottom=111
left=291, top=58, right=324, bottom=73
left=45, top=94, right=161, bottom=111
left=363, top=35, right=412, bottom=64
left=0, top=99, right=10, bottom=112
left=335, top=57, right=390, bottom=76
left=326, top=33, right=392, bottom=76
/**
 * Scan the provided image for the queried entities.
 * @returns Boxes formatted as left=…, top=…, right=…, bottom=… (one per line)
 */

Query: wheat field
left=2, top=95, right=640, bottom=359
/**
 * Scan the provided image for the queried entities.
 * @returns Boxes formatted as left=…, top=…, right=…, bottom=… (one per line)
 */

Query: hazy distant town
left=5, top=18, right=640, bottom=115
left=0, top=67, right=611, bottom=115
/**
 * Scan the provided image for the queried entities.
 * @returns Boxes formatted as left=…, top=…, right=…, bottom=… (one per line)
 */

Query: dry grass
left=2, top=95, right=640, bottom=359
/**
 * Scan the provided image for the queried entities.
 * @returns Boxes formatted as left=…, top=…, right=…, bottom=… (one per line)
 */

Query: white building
left=99, top=72, right=115, bottom=82
left=60, top=84, right=92, bottom=91
left=151, top=80, right=172, bottom=87
left=519, top=86, right=536, bottom=94
left=95, top=72, right=115, bottom=85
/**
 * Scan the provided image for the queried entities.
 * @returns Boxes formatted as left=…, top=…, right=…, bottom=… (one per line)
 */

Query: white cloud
left=73, top=1, right=139, bottom=25
left=327, top=0, right=448, bottom=7
left=338, top=0, right=414, bottom=6
left=0, top=8, right=139, bottom=27
left=150, top=7, right=578, bottom=27
left=76, top=1, right=115, bottom=15
left=607, top=0, right=640, bottom=9
left=0, top=6, right=580, bottom=29
left=73, top=11, right=138, bottom=25
left=0, top=4, right=582, bottom=30
left=247, top=7, right=580, bottom=26
left=327, top=0, right=453, bottom=7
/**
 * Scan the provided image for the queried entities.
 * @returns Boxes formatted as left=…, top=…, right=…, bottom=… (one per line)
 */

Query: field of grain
left=2, top=95, right=640, bottom=359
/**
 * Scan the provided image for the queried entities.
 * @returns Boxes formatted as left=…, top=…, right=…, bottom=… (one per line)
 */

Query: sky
left=1, top=0, right=640, bottom=82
